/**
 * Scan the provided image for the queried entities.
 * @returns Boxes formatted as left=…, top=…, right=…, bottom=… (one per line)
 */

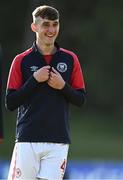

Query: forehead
left=37, top=17, right=59, bottom=24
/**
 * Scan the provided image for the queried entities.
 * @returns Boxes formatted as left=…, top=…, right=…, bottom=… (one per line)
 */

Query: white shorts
left=8, top=142, right=69, bottom=180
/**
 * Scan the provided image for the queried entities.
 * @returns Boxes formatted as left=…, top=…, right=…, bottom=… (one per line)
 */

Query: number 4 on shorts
left=60, top=159, right=66, bottom=172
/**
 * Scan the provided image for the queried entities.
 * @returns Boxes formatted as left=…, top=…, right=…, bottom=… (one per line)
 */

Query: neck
left=36, top=39, right=56, bottom=55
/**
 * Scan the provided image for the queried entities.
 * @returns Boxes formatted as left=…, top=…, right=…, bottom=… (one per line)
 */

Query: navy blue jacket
left=5, top=43, right=86, bottom=143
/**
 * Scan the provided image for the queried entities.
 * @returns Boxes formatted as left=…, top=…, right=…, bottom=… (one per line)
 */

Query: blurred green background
left=1, top=0, right=123, bottom=161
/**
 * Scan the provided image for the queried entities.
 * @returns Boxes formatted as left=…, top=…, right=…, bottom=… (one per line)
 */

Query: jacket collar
left=32, top=41, right=60, bottom=53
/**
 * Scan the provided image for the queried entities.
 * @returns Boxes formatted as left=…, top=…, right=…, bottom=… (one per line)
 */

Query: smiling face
left=31, top=17, right=60, bottom=46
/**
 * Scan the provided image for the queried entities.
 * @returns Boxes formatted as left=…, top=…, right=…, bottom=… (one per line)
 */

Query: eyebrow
left=42, top=20, right=59, bottom=26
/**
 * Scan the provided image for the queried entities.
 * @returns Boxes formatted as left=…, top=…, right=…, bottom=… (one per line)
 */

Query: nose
left=48, top=26, right=55, bottom=33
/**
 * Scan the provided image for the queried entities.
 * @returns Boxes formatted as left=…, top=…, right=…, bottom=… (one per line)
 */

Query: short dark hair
left=32, top=5, right=59, bottom=22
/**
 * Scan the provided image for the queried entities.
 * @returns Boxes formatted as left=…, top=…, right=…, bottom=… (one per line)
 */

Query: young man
left=6, top=5, right=86, bottom=180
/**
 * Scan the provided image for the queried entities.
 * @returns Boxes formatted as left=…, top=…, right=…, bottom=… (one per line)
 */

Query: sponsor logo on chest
left=30, top=66, right=39, bottom=72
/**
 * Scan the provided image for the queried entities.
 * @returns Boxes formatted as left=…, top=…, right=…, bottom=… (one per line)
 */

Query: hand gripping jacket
left=5, top=42, right=86, bottom=143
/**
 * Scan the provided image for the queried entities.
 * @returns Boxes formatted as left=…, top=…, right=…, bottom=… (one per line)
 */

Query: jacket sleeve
left=60, top=51, right=86, bottom=106
left=5, top=53, right=41, bottom=111
left=5, top=76, right=40, bottom=111
left=61, top=82, right=86, bottom=106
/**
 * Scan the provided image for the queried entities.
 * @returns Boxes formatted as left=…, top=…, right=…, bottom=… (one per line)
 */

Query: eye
left=53, top=22, right=59, bottom=27
left=43, top=22, right=50, bottom=27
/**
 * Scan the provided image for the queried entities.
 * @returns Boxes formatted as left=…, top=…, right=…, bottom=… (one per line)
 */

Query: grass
left=69, top=108, right=123, bottom=160
left=0, top=111, right=16, bottom=160
left=1, top=108, right=123, bottom=161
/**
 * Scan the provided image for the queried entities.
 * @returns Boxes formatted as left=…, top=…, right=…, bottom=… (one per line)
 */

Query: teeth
left=47, top=35, right=54, bottom=37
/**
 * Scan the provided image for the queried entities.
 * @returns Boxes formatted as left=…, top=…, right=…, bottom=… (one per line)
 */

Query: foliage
left=1, top=0, right=123, bottom=159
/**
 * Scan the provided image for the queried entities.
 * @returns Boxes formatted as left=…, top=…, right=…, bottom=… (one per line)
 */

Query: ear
left=31, top=23, right=37, bottom=32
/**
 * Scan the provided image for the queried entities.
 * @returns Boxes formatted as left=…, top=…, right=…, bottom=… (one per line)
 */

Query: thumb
left=45, top=65, right=51, bottom=69
left=52, top=67, right=59, bottom=74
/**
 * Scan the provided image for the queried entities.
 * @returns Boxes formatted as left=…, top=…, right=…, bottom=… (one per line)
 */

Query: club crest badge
left=30, top=66, right=39, bottom=72
left=15, top=168, right=21, bottom=178
left=57, top=63, right=67, bottom=73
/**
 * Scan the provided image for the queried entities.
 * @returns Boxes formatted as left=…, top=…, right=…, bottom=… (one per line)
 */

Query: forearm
left=5, top=76, right=40, bottom=111
left=61, top=83, right=86, bottom=106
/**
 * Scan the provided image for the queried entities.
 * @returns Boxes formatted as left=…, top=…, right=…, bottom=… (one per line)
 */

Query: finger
left=50, top=71, right=54, bottom=76
left=49, top=76, right=53, bottom=81
left=52, top=67, right=59, bottom=74
left=50, top=71, right=57, bottom=78
left=44, top=65, right=51, bottom=69
left=47, top=80, right=53, bottom=86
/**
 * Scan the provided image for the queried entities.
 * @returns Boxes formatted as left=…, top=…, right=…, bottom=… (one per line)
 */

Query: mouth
left=46, top=34, right=55, bottom=38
